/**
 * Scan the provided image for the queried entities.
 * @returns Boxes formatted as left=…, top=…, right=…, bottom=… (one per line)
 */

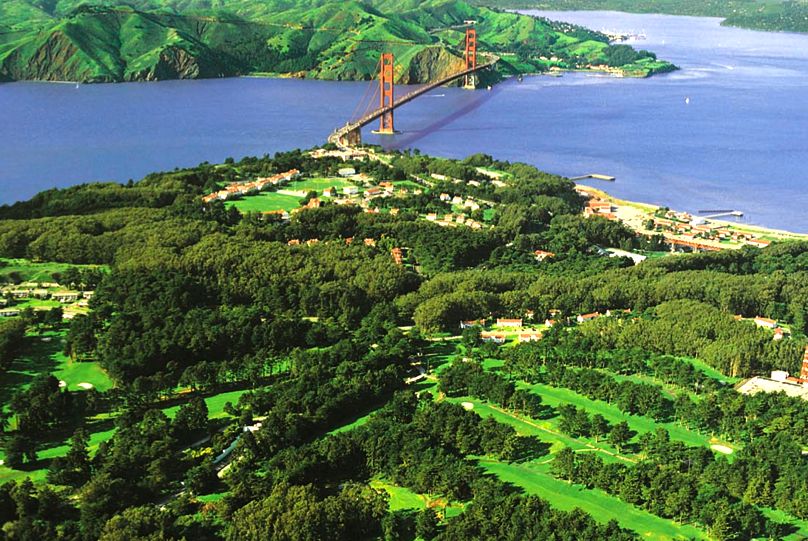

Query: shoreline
left=576, top=183, right=808, bottom=245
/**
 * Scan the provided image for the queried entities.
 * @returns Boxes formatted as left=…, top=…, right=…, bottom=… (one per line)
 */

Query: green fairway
left=521, top=381, right=731, bottom=452
left=2, top=330, right=113, bottom=410
left=162, top=389, right=248, bottom=420
left=480, top=460, right=708, bottom=540
left=0, top=425, right=116, bottom=484
left=328, top=409, right=378, bottom=435
left=370, top=479, right=427, bottom=511
left=369, top=479, right=464, bottom=519
left=226, top=192, right=302, bottom=213
left=444, top=397, right=627, bottom=462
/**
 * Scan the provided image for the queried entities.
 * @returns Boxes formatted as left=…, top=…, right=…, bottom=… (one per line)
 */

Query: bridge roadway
left=329, top=54, right=498, bottom=147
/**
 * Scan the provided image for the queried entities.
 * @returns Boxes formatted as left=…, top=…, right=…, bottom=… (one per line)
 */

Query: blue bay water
left=1, top=11, right=807, bottom=232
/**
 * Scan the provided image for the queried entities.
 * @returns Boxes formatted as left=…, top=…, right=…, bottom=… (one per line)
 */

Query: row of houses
left=1, top=286, right=92, bottom=304
left=202, top=169, right=301, bottom=203
left=480, top=331, right=543, bottom=344
left=652, top=216, right=771, bottom=248
left=425, top=213, right=484, bottom=230
left=439, top=193, right=482, bottom=212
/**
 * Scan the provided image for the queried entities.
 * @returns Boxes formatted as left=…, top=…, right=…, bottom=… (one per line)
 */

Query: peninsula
left=1, top=142, right=808, bottom=540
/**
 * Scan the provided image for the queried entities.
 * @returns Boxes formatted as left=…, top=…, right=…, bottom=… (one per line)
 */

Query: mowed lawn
left=369, top=479, right=464, bottom=519
left=226, top=192, right=302, bottom=213
left=479, top=459, right=708, bottom=540
left=293, top=177, right=352, bottom=193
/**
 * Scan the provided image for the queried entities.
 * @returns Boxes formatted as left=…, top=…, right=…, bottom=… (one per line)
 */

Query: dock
left=698, top=210, right=744, bottom=219
left=570, top=174, right=616, bottom=182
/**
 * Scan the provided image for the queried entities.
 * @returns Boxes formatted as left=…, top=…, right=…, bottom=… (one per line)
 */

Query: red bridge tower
left=464, top=27, right=477, bottom=88
left=374, top=53, right=396, bottom=134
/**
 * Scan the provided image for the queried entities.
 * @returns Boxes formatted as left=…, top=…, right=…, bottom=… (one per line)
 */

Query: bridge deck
left=330, top=55, right=498, bottom=145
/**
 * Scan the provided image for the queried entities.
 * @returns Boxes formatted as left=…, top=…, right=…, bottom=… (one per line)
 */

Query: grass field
left=0, top=258, right=104, bottom=283
left=226, top=192, right=302, bottom=213
left=479, top=460, right=708, bottom=540
left=162, top=389, right=249, bottom=420
left=369, top=479, right=464, bottom=519
left=292, top=177, right=352, bottom=193
left=392, top=180, right=423, bottom=192
left=327, top=409, right=377, bottom=435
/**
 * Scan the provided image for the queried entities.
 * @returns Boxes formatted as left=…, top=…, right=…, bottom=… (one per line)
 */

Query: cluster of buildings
left=737, top=347, right=808, bottom=400
left=0, top=283, right=94, bottom=319
left=439, top=193, right=482, bottom=212
left=744, top=315, right=791, bottom=341
left=651, top=211, right=771, bottom=249
left=425, top=212, right=484, bottom=230
left=201, top=169, right=301, bottom=203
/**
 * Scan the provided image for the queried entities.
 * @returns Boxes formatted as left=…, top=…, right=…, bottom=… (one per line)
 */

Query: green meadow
left=0, top=258, right=103, bottom=283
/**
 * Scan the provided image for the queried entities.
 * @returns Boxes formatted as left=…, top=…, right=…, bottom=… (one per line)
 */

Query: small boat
left=75, top=82, right=80, bottom=89
left=486, top=85, right=492, bottom=91
left=685, top=97, right=690, bottom=105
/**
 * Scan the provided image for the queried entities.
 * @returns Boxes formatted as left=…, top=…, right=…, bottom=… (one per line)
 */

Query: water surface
left=1, top=11, right=807, bottom=231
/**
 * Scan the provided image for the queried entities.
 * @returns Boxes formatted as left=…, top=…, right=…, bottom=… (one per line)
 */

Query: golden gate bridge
left=329, top=26, right=498, bottom=148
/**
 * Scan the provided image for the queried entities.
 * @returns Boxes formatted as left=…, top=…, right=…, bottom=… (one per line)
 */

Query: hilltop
left=0, top=0, right=675, bottom=83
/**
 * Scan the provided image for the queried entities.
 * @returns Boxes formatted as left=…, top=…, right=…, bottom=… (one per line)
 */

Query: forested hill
left=0, top=0, right=675, bottom=83
left=479, top=0, right=808, bottom=34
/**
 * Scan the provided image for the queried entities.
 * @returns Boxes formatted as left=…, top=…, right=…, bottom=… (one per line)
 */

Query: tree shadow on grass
left=1, top=333, right=63, bottom=406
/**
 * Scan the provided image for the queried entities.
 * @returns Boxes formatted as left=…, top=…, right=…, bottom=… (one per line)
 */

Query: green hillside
left=0, top=0, right=675, bottom=83
left=478, top=0, right=808, bottom=34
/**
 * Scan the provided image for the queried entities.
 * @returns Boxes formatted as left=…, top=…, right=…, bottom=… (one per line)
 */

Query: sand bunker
left=77, top=382, right=94, bottom=390
left=461, top=402, right=474, bottom=410
left=711, top=444, right=733, bottom=455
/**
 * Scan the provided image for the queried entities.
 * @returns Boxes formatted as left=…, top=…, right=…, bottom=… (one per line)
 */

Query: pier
left=698, top=210, right=744, bottom=219
left=570, top=174, right=616, bottom=182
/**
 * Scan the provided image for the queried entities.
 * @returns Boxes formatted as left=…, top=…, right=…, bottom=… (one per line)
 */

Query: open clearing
left=480, top=459, right=708, bottom=540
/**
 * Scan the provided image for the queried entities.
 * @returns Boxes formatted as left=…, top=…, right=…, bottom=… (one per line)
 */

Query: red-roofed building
left=481, top=332, right=507, bottom=344
left=534, top=250, right=555, bottom=262
left=518, top=332, right=542, bottom=343
left=460, top=319, right=486, bottom=329
left=577, top=312, right=601, bottom=323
